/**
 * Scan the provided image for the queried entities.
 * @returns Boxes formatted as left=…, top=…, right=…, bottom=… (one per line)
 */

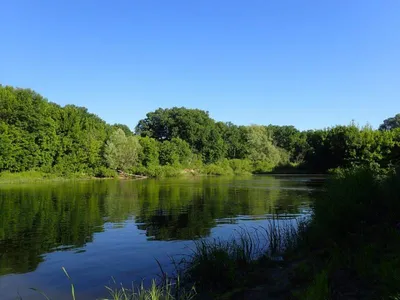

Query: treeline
left=1, top=85, right=400, bottom=178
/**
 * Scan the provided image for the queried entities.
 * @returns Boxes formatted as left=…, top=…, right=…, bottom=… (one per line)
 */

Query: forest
left=1, top=85, right=400, bottom=180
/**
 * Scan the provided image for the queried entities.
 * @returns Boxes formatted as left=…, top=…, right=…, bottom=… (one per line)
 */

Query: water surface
left=0, top=175, right=323, bottom=299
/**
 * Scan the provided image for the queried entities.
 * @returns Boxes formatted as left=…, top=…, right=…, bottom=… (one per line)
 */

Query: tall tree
left=245, top=125, right=281, bottom=164
left=216, top=122, right=248, bottom=159
left=104, top=129, right=142, bottom=171
left=379, top=114, right=400, bottom=131
left=136, top=107, right=225, bottom=163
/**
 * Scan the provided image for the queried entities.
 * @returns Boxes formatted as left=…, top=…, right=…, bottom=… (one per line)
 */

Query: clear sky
left=1, top=0, right=399, bottom=131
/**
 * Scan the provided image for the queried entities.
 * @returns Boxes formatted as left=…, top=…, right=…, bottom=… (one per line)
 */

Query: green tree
left=136, top=107, right=226, bottom=163
left=138, top=136, right=160, bottom=167
left=159, top=140, right=180, bottom=166
left=112, top=123, right=133, bottom=136
left=217, top=122, right=248, bottom=159
left=170, top=137, right=193, bottom=165
left=379, top=114, right=400, bottom=131
left=158, top=138, right=193, bottom=166
left=104, top=129, right=142, bottom=171
left=245, top=125, right=281, bottom=165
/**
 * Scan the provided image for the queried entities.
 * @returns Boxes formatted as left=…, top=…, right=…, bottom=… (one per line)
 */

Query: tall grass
left=0, top=170, right=100, bottom=184
left=182, top=221, right=303, bottom=292
left=28, top=268, right=195, bottom=300
left=292, top=166, right=400, bottom=299
left=103, top=277, right=196, bottom=300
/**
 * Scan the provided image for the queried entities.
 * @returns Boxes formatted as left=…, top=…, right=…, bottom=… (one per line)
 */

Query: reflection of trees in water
left=0, top=176, right=315, bottom=276
left=133, top=176, right=313, bottom=240
left=0, top=182, right=108, bottom=275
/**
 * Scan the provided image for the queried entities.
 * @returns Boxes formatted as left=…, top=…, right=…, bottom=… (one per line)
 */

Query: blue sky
left=1, top=0, right=399, bottom=131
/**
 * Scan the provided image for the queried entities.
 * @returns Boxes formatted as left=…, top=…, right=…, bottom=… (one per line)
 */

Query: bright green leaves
left=105, top=129, right=142, bottom=171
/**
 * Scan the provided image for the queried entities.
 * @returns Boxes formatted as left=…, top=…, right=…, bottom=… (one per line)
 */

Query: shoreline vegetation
left=1, top=85, right=400, bottom=298
left=0, top=163, right=312, bottom=184
left=1, top=85, right=399, bottom=185
left=42, top=166, right=397, bottom=300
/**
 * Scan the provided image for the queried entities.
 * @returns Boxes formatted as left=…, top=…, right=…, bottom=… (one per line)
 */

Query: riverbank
left=0, top=161, right=314, bottom=184
left=183, top=166, right=400, bottom=299
left=0, top=170, right=99, bottom=184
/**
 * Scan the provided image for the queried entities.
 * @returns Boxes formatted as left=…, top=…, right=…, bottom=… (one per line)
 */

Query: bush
left=185, top=230, right=266, bottom=291
left=297, top=166, right=400, bottom=299
left=132, top=165, right=183, bottom=178
left=251, top=160, right=276, bottom=173
left=228, top=159, right=252, bottom=175
left=94, top=167, right=117, bottom=178
left=313, top=166, right=385, bottom=243
left=202, top=159, right=234, bottom=175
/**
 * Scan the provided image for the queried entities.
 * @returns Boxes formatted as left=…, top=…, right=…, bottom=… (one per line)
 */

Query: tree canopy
left=104, top=129, right=141, bottom=171
left=136, top=107, right=226, bottom=163
left=1, top=85, right=399, bottom=177
left=379, top=114, right=400, bottom=131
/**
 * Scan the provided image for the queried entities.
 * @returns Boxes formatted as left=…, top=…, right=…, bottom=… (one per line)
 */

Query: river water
left=0, top=175, right=324, bottom=299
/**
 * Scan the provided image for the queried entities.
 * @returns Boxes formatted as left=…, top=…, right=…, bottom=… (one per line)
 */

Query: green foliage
left=105, top=277, right=196, bottom=300
left=295, top=166, right=400, bottom=299
left=201, top=159, right=234, bottom=175
left=0, top=171, right=60, bottom=183
left=246, top=125, right=278, bottom=162
left=1, top=84, right=400, bottom=178
left=185, top=230, right=266, bottom=291
left=380, top=113, right=400, bottom=131
left=105, top=129, right=142, bottom=171
left=216, top=122, right=249, bottom=159
left=268, top=126, right=310, bottom=163
left=94, top=166, right=117, bottom=178
left=135, top=107, right=226, bottom=163
left=303, top=124, right=400, bottom=172
left=0, top=86, right=110, bottom=175
left=170, top=137, right=193, bottom=166
left=138, top=136, right=160, bottom=168
left=298, top=270, right=330, bottom=300
left=159, top=140, right=180, bottom=166
left=111, top=123, right=133, bottom=136
left=228, top=159, right=253, bottom=174
left=132, top=165, right=183, bottom=178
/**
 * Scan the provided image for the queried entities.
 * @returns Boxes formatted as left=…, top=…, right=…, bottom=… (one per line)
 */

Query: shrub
left=94, top=167, right=117, bottom=178
left=252, top=160, right=276, bottom=173
left=201, top=159, right=234, bottom=176
left=228, top=159, right=252, bottom=175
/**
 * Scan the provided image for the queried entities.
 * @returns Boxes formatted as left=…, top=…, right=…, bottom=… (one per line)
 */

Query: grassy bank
left=290, top=166, right=400, bottom=299
left=0, top=159, right=283, bottom=184
left=176, top=166, right=400, bottom=299
left=0, top=170, right=101, bottom=184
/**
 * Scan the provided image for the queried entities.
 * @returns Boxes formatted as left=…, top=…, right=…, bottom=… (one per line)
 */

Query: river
left=0, top=175, right=324, bottom=299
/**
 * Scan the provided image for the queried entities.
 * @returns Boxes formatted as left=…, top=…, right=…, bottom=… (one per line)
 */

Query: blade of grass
left=62, top=267, right=76, bottom=300
left=29, top=288, right=51, bottom=300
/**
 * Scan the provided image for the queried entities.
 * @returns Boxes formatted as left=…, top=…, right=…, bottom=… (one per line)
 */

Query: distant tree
left=159, top=140, right=180, bottom=166
left=170, top=137, right=193, bottom=165
left=245, top=125, right=281, bottom=164
left=104, top=129, right=142, bottom=171
left=136, top=107, right=225, bottom=163
left=216, top=122, right=248, bottom=159
left=267, top=125, right=299, bottom=150
left=112, top=124, right=133, bottom=136
left=138, top=136, right=160, bottom=167
left=54, top=104, right=109, bottom=172
left=379, top=114, right=400, bottom=131
left=266, top=125, right=309, bottom=163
